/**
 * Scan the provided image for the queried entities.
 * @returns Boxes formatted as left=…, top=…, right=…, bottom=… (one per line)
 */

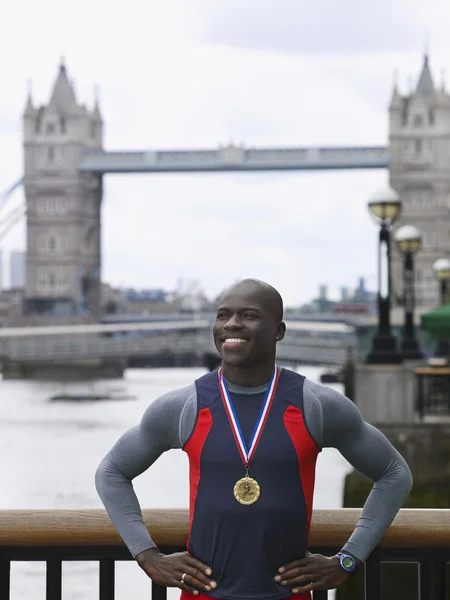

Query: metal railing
left=0, top=509, right=448, bottom=599
left=1, top=332, right=205, bottom=361
left=0, top=332, right=356, bottom=367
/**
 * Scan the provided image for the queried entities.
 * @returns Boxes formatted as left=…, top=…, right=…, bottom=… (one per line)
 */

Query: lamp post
left=394, top=225, right=423, bottom=359
left=366, top=187, right=402, bottom=364
left=432, top=258, right=450, bottom=357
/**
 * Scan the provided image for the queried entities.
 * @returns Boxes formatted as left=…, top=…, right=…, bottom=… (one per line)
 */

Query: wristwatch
left=337, top=552, right=357, bottom=574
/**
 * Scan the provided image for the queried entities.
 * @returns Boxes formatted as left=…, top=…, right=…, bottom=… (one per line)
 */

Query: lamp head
left=394, top=225, right=422, bottom=254
left=368, top=187, right=401, bottom=225
left=433, top=258, right=450, bottom=280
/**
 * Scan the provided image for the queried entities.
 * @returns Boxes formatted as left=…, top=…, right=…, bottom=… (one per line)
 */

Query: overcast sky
left=0, top=0, right=449, bottom=306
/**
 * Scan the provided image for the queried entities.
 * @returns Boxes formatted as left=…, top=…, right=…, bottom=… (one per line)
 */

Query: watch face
left=342, top=556, right=355, bottom=570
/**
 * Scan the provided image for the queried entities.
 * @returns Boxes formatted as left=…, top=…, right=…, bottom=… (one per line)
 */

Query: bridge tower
left=389, top=55, right=450, bottom=309
left=20, top=61, right=103, bottom=325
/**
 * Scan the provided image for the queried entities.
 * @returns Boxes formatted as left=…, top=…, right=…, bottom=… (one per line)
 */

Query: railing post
left=99, top=559, right=115, bottom=600
left=46, top=559, right=62, bottom=600
left=364, top=552, right=381, bottom=600
left=0, top=560, right=10, bottom=599
left=416, top=372, right=424, bottom=419
left=152, top=581, right=167, bottom=600
left=419, top=557, right=446, bottom=600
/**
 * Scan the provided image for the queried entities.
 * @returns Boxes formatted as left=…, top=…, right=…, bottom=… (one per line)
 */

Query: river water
left=0, top=366, right=352, bottom=600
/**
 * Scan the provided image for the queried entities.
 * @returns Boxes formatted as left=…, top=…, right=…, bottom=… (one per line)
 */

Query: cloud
left=182, top=0, right=421, bottom=57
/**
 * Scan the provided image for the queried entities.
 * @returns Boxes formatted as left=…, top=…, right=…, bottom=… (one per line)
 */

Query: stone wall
left=354, top=362, right=420, bottom=425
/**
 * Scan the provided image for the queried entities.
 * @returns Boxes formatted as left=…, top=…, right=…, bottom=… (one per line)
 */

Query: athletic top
left=95, top=367, right=412, bottom=600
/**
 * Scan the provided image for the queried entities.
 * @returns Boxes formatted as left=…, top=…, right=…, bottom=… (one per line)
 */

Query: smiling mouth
left=221, top=337, right=249, bottom=344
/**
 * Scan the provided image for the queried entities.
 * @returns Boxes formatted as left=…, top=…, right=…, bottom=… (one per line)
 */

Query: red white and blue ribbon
left=218, top=367, right=280, bottom=467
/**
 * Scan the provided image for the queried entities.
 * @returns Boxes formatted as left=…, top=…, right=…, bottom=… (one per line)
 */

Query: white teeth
left=223, top=338, right=248, bottom=343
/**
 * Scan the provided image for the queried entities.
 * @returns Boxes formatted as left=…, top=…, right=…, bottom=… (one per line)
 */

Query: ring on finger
left=181, top=573, right=187, bottom=583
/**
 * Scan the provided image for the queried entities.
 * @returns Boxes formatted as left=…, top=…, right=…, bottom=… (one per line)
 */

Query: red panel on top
left=283, top=405, right=320, bottom=535
left=184, top=407, right=213, bottom=546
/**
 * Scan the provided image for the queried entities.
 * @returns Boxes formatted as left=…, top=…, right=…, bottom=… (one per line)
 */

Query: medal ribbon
left=218, top=367, right=280, bottom=467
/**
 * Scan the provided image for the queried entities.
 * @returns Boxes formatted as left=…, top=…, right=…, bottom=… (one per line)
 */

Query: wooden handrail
left=0, top=509, right=448, bottom=548
left=415, top=367, right=450, bottom=375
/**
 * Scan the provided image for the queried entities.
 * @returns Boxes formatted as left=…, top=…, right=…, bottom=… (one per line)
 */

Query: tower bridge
left=78, top=145, right=388, bottom=174
left=1, top=54, right=449, bottom=328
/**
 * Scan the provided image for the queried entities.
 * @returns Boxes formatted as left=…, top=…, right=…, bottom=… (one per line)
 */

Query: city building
left=10, top=251, right=26, bottom=289
left=390, top=55, right=450, bottom=308
left=340, top=286, right=350, bottom=302
left=21, top=60, right=103, bottom=323
left=298, top=278, right=376, bottom=316
left=103, top=286, right=177, bottom=316
left=0, top=288, right=24, bottom=326
left=332, top=277, right=376, bottom=315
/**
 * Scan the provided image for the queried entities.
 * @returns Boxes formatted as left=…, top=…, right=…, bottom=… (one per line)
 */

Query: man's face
left=213, top=288, right=283, bottom=368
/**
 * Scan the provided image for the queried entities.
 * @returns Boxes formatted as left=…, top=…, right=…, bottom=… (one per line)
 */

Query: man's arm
left=275, top=381, right=413, bottom=595
left=95, top=384, right=196, bottom=558
left=312, top=381, right=413, bottom=562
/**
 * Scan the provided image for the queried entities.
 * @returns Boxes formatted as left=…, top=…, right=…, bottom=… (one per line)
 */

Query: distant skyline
left=1, top=0, right=449, bottom=305
left=0, top=243, right=371, bottom=307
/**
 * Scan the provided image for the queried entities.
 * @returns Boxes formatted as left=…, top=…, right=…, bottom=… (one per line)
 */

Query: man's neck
left=221, top=362, right=276, bottom=388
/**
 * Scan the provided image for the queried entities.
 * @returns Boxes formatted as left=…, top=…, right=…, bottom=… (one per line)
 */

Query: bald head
left=219, top=279, right=284, bottom=322
left=214, top=279, right=286, bottom=370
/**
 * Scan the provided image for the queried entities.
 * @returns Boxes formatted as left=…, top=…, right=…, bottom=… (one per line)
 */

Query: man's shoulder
left=303, top=377, right=344, bottom=401
left=147, top=381, right=197, bottom=414
left=193, top=370, right=222, bottom=402
left=302, top=377, right=358, bottom=418
left=278, top=366, right=306, bottom=385
left=140, top=382, right=198, bottom=441
left=195, top=370, right=220, bottom=384
left=276, top=368, right=307, bottom=409
left=303, top=378, right=362, bottom=433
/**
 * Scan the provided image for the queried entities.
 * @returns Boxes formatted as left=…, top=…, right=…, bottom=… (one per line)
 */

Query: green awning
left=421, top=302, right=450, bottom=338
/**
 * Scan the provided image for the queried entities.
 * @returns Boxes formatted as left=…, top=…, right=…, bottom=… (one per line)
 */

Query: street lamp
left=432, top=258, right=450, bottom=357
left=394, top=225, right=423, bottom=359
left=366, top=187, right=403, bottom=364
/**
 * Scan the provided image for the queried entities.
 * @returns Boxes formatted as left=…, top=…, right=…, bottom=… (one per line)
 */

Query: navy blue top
left=185, top=369, right=317, bottom=600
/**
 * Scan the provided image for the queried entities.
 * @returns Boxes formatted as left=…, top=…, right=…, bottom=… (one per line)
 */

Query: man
left=95, top=279, right=413, bottom=598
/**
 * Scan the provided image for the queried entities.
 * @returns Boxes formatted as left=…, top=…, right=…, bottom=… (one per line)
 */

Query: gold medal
left=234, top=473, right=260, bottom=505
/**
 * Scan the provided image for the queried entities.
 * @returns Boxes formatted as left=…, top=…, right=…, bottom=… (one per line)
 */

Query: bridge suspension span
left=0, top=177, right=25, bottom=243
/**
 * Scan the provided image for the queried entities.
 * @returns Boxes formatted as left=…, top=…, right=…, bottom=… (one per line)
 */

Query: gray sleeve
left=95, top=383, right=197, bottom=558
left=303, top=379, right=413, bottom=563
